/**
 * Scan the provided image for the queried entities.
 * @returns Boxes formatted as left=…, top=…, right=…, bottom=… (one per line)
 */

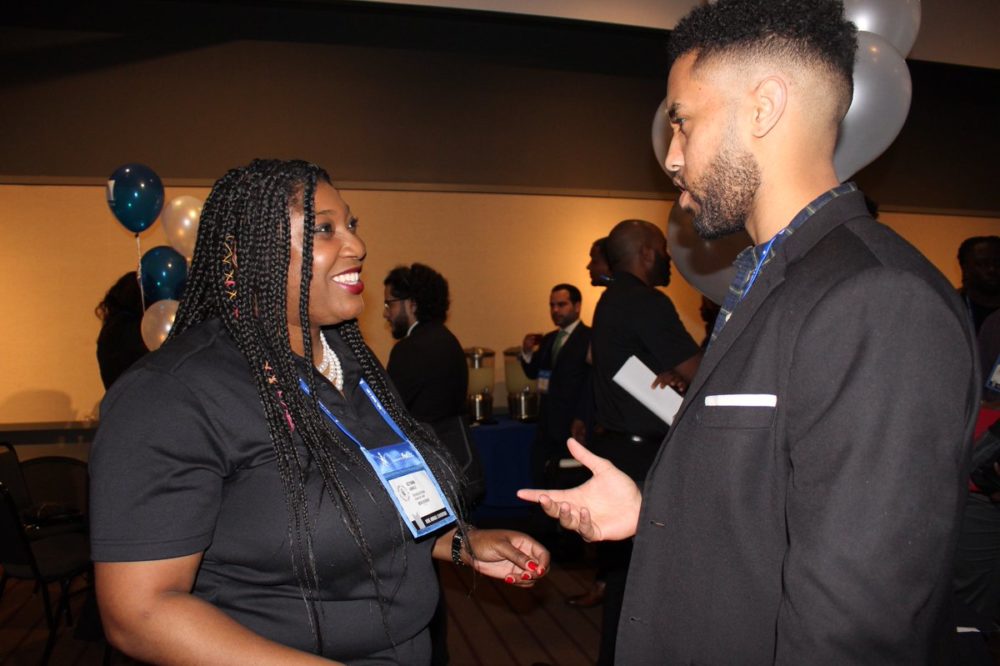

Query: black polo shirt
left=90, top=319, right=438, bottom=663
left=591, top=271, right=699, bottom=438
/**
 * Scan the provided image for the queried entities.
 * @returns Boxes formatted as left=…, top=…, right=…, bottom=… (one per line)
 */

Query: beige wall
left=0, top=183, right=996, bottom=424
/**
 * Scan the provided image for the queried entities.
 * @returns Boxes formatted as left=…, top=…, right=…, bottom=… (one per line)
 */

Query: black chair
left=20, top=455, right=90, bottom=528
left=0, top=442, right=34, bottom=515
left=0, top=444, right=87, bottom=537
left=0, top=481, right=91, bottom=664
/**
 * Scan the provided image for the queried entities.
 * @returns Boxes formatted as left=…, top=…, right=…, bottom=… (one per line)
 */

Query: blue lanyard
left=741, top=235, right=778, bottom=301
left=299, top=377, right=407, bottom=448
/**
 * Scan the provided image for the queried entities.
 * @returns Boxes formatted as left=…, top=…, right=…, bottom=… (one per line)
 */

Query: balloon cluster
left=652, top=0, right=920, bottom=304
left=106, top=163, right=203, bottom=350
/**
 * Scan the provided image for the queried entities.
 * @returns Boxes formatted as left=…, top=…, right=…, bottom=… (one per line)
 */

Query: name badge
left=300, top=377, right=457, bottom=539
left=361, top=441, right=454, bottom=538
left=537, top=369, right=552, bottom=394
left=987, top=354, right=1000, bottom=393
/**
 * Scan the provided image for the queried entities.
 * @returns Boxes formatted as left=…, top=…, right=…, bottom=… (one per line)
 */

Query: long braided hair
left=169, top=159, right=467, bottom=651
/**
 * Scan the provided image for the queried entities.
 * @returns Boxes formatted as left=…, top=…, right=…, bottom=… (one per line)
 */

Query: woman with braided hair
left=89, top=159, right=549, bottom=665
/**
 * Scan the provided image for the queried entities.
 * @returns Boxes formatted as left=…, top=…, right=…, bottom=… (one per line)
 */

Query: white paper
left=612, top=355, right=683, bottom=426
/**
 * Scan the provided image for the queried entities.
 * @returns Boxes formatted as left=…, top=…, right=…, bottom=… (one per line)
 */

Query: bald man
left=587, top=218, right=701, bottom=664
left=520, top=0, right=979, bottom=662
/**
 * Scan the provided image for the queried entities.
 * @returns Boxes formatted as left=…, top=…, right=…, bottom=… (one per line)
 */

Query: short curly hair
left=670, top=0, right=857, bottom=118
left=384, top=263, right=451, bottom=323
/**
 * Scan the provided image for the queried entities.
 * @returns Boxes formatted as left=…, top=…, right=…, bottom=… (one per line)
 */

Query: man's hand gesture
left=517, top=438, right=642, bottom=542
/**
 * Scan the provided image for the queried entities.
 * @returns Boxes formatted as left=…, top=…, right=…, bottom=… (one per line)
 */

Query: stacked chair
left=0, top=443, right=91, bottom=664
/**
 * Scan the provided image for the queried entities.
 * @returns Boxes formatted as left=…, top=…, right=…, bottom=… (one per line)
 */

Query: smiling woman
left=285, top=180, right=367, bottom=358
left=87, top=159, right=550, bottom=665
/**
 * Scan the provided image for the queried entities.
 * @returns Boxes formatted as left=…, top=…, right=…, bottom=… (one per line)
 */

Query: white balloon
left=161, top=196, right=202, bottom=260
left=140, top=299, right=179, bottom=351
left=667, top=204, right=752, bottom=305
left=834, top=30, right=912, bottom=181
left=843, top=0, right=921, bottom=57
left=651, top=96, right=672, bottom=175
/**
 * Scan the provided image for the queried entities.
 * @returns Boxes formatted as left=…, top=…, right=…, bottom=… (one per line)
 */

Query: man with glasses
left=382, top=262, right=479, bottom=666
left=382, top=263, right=469, bottom=445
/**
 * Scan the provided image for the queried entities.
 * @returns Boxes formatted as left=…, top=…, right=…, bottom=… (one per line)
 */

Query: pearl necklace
left=316, top=333, right=344, bottom=391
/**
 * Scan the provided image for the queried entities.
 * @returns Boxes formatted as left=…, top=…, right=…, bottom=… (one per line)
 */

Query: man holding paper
left=586, top=218, right=701, bottom=664
left=590, top=219, right=701, bottom=483
left=519, top=0, right=979, bottom=663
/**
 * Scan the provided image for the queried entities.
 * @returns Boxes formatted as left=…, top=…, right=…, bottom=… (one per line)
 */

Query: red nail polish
left=504, top=575, right=515, bottom=584
left=527, top=561, right=538, bottom=571
left=537, top=567, right=545, bottom=575
left=521, top=572, right=531, bottom=580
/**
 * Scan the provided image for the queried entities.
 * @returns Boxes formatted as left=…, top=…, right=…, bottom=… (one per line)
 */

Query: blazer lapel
left=669, top=192, right=867, bottom=429
left=670, top=255, right=788, bottom=427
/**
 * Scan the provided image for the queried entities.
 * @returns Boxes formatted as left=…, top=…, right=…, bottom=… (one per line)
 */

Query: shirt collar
left=561, top=318, right=581, bottom=336
left=708, top=182, right=859, bottom=344
left=405, top=320, right=420, bottom=338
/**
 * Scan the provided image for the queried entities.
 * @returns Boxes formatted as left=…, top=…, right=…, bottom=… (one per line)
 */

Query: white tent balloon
left=141, top=299, right=179, bottom=351
left=667, top=205, right=752, bottom=306
left=161, top=195, right=203, bottom=260
left=651, top=97, right=671, bottom=173
left=843, top=0, right=921, bottom=57
left=833, top=30, right=912, bottom=181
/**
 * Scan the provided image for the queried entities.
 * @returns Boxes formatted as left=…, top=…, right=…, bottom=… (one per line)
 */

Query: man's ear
left=639, top=244, right=654, bottom=268
left=404, top=299, right=418, bottom=323
left=750, top=75, right=787, bottom=138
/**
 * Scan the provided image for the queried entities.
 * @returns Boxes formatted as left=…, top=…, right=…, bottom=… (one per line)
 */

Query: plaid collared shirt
left=708, top=182, right=859, bottom=345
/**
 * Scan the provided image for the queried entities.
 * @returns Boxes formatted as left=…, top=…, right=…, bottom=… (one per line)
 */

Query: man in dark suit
left=383, top=263, right=468, bottom=428
left=383, top=263, right=478, bottom=666
left=520, top=283, right=591, bottom=486
left=520, top=1, right=979, bottom=663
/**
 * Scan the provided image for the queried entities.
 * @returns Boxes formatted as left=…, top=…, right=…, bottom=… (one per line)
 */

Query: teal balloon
left=141, top=246, right=187, bottom=303
left=107, top=163, right=164, bottom=233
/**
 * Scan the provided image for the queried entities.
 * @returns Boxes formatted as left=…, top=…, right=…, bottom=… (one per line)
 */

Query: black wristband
left=451, top=527, right=473, bottom=566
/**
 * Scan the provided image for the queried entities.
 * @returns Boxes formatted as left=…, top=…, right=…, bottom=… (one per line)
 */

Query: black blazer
left=386, top=321, right=467, bottom=426
left=521, top=322, right=591, bottom=446
left=617, top=190, right=979, bottom=664
left=386, top=321, right=484, bottom=504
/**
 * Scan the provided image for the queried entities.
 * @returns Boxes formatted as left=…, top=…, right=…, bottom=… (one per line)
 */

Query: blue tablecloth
left=469, top=415, right=536, bottom=509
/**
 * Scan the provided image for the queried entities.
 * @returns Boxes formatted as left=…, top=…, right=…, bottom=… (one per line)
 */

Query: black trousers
left=955, top=492, right=1000, bottom=619
left=587, top=429, right=664, bottom=666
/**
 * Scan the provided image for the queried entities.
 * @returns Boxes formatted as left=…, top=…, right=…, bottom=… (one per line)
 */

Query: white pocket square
left=704, top=394, right=777, bottom=407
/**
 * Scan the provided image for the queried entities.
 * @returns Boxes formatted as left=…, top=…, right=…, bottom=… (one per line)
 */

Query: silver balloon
left=834, top=30, right=912, bottom=181
left=667, top=204, right=752, bottom=305
left=651, top=96, right=672, bottom=175
left=141, top=299, right=179, bottom=351
left=161, top=195, right=202, bottom=260
left=843, top=0, right=921, bottom=57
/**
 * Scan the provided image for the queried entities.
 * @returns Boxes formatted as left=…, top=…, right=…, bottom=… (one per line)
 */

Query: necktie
left=552, top=329, right=568, bottom=364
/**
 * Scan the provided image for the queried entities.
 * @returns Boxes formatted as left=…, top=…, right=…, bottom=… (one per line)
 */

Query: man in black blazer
left=520, top=283, right=591, bottom=486
left=384, top=263, right=478, bottom=666
left=384, top=264, right=468, bottom=429
left=520, top=1, right=979, bottom=663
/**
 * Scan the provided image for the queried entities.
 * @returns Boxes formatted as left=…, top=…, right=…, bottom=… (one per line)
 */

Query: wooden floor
left=0, top=560, right=601, bottom=666
left=8, top=562, right=1000, bottom=666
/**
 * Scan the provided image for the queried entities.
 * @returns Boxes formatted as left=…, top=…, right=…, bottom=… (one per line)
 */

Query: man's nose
left=665, top=133, right=683, bottom=174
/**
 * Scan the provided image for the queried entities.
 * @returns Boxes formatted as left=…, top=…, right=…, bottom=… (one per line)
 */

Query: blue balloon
left=140, top=246, right=187, bottom=303
left=107, top=163, right=165, bottom=233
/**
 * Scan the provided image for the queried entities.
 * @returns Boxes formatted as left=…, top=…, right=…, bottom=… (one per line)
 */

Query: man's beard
left=551, top=312, right=576, bottom=328
left=685, top=137, right=761, bottom=241
left=389, top=311, right=411, bottom=340
left=651, top=251, right=671, bottom=287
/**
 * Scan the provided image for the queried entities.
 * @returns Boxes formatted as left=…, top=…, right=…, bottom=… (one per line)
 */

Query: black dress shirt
left=591, top=272, right=698, bottom=438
